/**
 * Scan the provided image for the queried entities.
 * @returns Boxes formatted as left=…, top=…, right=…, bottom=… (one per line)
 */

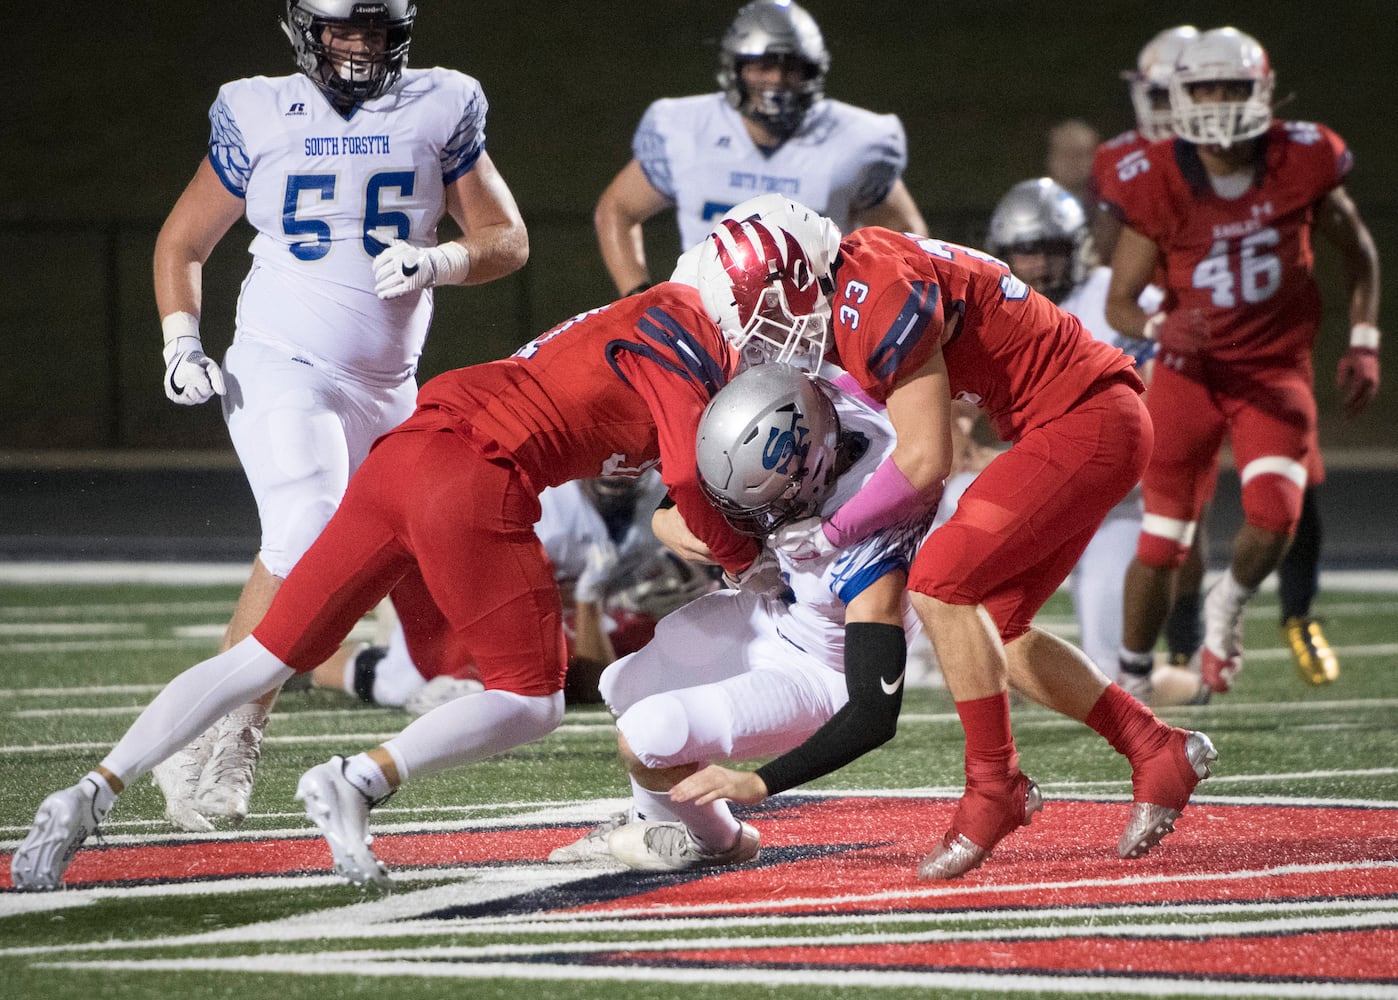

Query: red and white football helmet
left=691, top=194, right=841, bottom=370
left=1169, top=27, right=1274, bottom=148
left=1123, top=25, right=1200, bottom=141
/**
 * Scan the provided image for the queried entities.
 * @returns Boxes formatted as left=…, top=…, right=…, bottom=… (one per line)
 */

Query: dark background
left=3, top=1, right=1394, bottom=455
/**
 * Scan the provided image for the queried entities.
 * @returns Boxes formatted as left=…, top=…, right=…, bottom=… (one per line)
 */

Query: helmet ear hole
left=696, top=364, right=841, bottom=537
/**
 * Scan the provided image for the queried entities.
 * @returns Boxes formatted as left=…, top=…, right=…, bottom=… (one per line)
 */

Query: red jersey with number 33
left=1098, top=121, right=1350, bottom=367
left=827, top=228, right=1139, bottom=442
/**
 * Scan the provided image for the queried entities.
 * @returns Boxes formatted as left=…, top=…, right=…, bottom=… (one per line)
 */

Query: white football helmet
left=281, top=0, right=415, bottom=104
left=1123, top=25, right=1200, bottom=141
left=985, top=178, right=1088, bottom=305
left=1169, top=27, right=1274, bottom=149
left=718, top=0, right=830, bottom=139
left=692, top=194, right=842, bottom=370
left=696, top=363, right=841, bottom=537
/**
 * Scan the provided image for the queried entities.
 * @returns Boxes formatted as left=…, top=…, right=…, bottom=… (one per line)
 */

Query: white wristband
left=161, top=312, right=202, bottom=364
left=434, top=241, right=471, bottom=286
left=1350, top=323, right=1380, bottom=350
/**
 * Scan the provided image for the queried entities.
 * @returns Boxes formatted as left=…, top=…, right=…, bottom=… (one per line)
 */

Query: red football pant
left=910, top=379, right=1152, bottom=640
left=253, top=428, right=567, bottom=696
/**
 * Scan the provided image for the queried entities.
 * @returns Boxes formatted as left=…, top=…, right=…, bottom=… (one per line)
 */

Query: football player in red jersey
left=1099, top=28, right=1382, bottom=697
left=675, top=216, right=1218, bottom=880
left=9, top=199, right=839, bottom=892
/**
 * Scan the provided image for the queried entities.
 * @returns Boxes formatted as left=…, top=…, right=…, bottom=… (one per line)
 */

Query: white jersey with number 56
left=210, top=67, right=486, bottom=384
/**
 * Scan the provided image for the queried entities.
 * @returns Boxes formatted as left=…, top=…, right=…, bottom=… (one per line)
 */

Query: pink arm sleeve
left=822, top=455, right=943, bottom=549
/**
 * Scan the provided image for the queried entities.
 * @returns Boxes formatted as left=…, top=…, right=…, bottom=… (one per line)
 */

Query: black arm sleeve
left=755, top=621, right=906, bottom=796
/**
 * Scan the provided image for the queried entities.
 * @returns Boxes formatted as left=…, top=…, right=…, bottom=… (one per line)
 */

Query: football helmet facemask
left=1169, top=27, right=1274, bottom=149
left=718, top=0, right=830, bottom=139
left=696, top=363, right=841, bottom=537
left=692, top=194, right=842, bottom=370
left=985, top=178, right=1088, bottom=305
left=282, top=0, right=415, bottom=104
left=1123, top=25, right=1200, bottom=141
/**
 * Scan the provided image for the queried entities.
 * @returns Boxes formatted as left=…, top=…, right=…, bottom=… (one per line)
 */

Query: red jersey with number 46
left=827, top=228, right=1139, bottom=443
left=1098, top=120, right=1351, bottom=367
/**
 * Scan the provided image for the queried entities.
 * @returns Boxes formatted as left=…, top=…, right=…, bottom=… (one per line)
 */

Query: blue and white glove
left=161, top=313, right=225, bottom=406
left=373, top=239, right=471, bottom=300
left=770, top=516, right=837, bottom=563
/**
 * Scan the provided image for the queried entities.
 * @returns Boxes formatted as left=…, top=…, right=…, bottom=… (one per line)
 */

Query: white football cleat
left=295, top=756, right=391, bottom=889
left=546, top=810, right=631, bottom=863
left=607, top=821, right=760, bottom=872
left=194, top=707, right=266, bottom=823
left=150, top=728, right=215, bottom=833
left=11, top=777, right=111, bottom=891
left=403, top=675, right=485, bottom=716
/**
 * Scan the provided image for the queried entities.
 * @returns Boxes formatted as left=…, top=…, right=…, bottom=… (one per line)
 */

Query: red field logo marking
left=6, top=795, right=1397, bottom=989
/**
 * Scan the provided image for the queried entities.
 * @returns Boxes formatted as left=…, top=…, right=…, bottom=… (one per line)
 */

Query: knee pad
left=1240, top=456, right=1305, bottom=535
left=1136, top=514, right=1196, bottom=569
left=616, top=693, right=693, bottom=769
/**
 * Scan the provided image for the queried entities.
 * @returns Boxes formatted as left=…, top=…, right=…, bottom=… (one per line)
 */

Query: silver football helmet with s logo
left=691, top=194, right=842, bottom=370
left=1169, top=27, right=1274, bottom=149
left=985, top=178, right=1088, bottom=305
left=696, top=363, right=840, bottom=537
left=281, top=0, right=415, bottom=104
left=718, top=0, right=830, bottom=138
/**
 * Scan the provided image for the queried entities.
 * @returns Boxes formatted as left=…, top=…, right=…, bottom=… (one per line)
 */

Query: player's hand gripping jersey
left=1097, top=122, right=1352, bottom=367
left=210, top=68, right=487, bottom=382
left=827, top=228, right=1139, bottom=442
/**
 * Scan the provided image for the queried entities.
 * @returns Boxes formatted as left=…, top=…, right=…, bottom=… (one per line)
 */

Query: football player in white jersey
left=594, top=0, right=926, bottom=298
left=149, top=0, right=528, bottom=832
left=984, top=178, right=1204, bottom=707
left=549, top=363, right=931, bottom=870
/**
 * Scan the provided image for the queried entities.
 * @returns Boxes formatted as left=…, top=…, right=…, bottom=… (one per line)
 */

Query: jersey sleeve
left=632, top=100, right=676, bottom=200
left=1284, top=120, right=1352, bottom=196
left=825, top=515, right=931, bottom=605
left=207, top=86, right=251, bottom=198
left=849, top=113, right=908, bottom=212
left=607, top=305, right=758, bottom=573
left=833, top=260, right=946, bottom=403
left=441, top=76, right=487, bottom=184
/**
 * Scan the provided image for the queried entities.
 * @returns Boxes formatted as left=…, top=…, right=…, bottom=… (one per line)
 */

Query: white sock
left=383, top=689, right=564, bottom=781
left=630, top=774, right=740, bottom=852
left=1216, top=569, right=1257, bottom=615
left=1118, top=647, right=1154, bottom=675
left=342, top=754, right=393, bottom=801
left=82, top=772, right=117, bottom=816
left=100, top=637, right=293, bottom=784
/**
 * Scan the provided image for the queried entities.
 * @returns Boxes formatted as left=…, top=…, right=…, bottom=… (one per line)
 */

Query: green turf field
left=3, top=578, right=1396, bottom=998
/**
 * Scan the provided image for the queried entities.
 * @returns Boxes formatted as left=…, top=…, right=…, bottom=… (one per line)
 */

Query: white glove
left=161, top=314, right=225, bottom=406
left=770, top=516, right=837, bottom=563
left=574, top=541, right=619, bottom=604
left=373, top=239, right=471, bottom=300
